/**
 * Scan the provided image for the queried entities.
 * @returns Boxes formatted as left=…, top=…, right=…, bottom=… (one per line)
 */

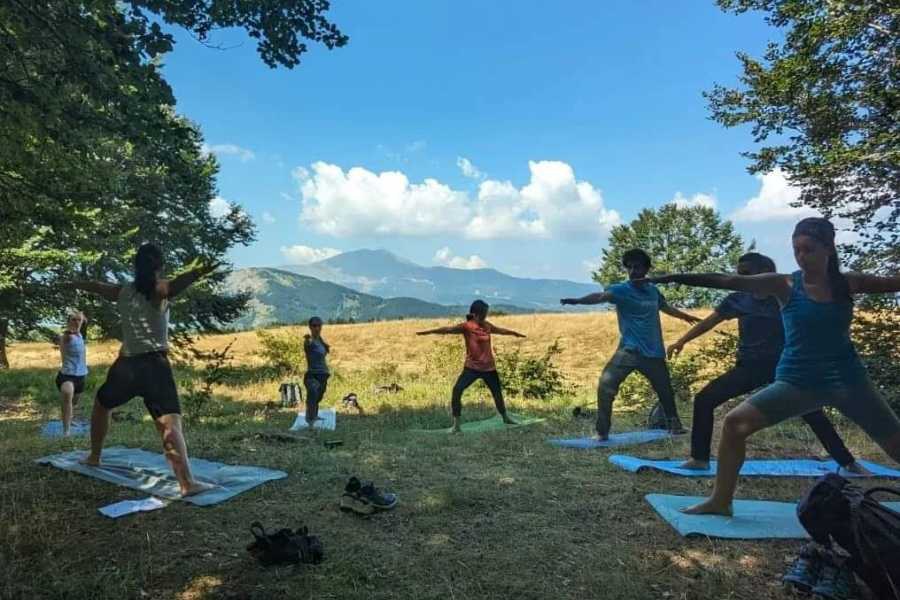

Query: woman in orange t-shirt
left=417, top=300, right=526, bottom=433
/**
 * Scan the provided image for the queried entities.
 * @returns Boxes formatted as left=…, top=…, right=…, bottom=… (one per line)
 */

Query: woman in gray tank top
left=55, top=310, right=88, bottom=436
left=68, top=243, right=221, bottom=497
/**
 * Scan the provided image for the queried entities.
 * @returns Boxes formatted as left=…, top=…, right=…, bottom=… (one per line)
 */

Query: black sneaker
left=340, top=477, right=398, bottom=514
left=783, top=543, right=825, bottom=593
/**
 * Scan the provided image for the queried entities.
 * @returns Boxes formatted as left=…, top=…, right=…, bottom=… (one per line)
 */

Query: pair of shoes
left=339, top=477, right=398, bottom=515
left=783, top=544, right=857, bottom=599
left=246, top=521, right=324, bottom=567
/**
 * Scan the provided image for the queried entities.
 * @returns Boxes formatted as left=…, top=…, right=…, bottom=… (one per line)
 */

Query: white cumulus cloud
left=433, top=247, right=488, bottom=270
left=294, top=160, right=620, bottom=240
left=671, top=191, right=717, bottom=209
left=209, top=196, right=231, bottom=218
left=731, top=170, right=817, bottom=222
left=280, top=245, right=342, bottom=265
left=261, top=211, right=276, bottom=224
left=200, top=143, right=255, bottom=162
left=457, top=156, right=485, bottom=179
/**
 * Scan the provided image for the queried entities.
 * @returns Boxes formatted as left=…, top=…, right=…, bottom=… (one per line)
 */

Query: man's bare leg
left=81, top=400, right=111, bottom=465
left=60, top=382, right=74, bottom=436
left=154, top=414, right=214, bottom=496
left=682, top=402, right=769, bottom=516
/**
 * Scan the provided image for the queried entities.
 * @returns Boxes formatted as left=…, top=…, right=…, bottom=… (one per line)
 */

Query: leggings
left=451, top=368, right=506, bottom=418
left=303, top=372, right=329, bottom=423
left=691, top=359, right=855, bottom=465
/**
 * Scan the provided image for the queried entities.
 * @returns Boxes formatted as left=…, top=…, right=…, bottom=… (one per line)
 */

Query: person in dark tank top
left=665, top=252, right=865, bottom=474
left=647, top=218, right=900, bottom=516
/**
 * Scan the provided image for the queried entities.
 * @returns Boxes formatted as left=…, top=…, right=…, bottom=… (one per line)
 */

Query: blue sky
left=160, top=1, right=814, bottom=283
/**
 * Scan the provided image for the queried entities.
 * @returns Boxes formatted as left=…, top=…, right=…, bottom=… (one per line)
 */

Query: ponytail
left=134, top=243, right=163, bottom=301
left=826, top=249, right=853, bottom=304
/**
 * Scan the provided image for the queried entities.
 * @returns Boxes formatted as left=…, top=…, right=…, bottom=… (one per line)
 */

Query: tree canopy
left=0, top=0, right=347, bottom=366
left=594, top=204, right=747, bottom=308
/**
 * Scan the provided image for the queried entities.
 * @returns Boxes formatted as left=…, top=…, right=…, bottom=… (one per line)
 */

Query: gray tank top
left=118, top=284, right=169, bottom=356
left=60, top=333, right=88, bottom=376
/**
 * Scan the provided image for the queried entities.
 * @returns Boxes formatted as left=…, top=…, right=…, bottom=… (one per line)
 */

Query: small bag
left=797, top=473, right=900, bottom=599
left=246, top=521, right=323, bottom=567
left=279, top=383, right=302, bottom=408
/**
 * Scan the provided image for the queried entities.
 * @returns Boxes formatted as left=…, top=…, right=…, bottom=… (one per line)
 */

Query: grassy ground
left=0, top=313, right=890, bottom=599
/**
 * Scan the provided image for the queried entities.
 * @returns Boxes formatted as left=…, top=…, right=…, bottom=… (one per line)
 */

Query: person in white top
left=67, top=243, right=220, bottom=497
left=55, top=310, right=88, bottom=436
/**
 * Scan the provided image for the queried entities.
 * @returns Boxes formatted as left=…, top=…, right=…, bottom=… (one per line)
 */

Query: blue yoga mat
left=548, top=430, right=677, bottom=449
left=611, top=455, right=900, bottom=478
left=41, top=420, right=90, bottom=438
left=37, top=447, right=287, bottom=506
left=646, top=494, right=900, bottom=539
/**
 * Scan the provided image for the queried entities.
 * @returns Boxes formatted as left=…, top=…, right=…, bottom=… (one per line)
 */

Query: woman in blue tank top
left=56, top=310, right=88, bottom=436
left=647, top=217, right=900, bottom=516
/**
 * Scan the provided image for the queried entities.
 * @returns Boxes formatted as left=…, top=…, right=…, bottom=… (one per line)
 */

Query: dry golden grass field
left=0, top=312, right=889, bottom=600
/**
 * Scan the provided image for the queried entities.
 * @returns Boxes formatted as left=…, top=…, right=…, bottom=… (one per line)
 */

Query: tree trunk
left=0, top=319, right=9, bottom=369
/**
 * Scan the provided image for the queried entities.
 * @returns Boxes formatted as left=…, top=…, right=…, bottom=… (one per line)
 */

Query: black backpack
left=246, top=521, right=324, bottom=567
left=797, top=473, right=900, bottom=599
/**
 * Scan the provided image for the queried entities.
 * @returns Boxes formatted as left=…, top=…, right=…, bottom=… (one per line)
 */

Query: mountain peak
left=318, top=248, right=420, bottom=270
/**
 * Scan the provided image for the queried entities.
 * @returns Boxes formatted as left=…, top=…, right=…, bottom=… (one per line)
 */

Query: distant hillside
left=224, top=268, right=534, bottom=330
left=279, top=249, right=599, bottom=310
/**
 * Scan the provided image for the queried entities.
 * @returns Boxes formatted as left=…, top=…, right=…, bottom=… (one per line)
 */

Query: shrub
left=176, top=340, right=235, bottom=423
left=256, top=329, right=303, bottom=374
left=614, top=350, right=703, bottom=411
left=496, top=340, right=571, bottom=400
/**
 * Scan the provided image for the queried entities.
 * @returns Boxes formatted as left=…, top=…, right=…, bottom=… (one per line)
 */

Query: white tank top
left=118, top=284, right=169, bottom=356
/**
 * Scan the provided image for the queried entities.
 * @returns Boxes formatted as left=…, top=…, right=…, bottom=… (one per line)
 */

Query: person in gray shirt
left=303, top=316, right=330, bottom=426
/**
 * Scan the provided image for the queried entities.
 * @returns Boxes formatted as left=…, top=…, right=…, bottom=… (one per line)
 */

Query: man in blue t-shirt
left=665, top=252, right=867, bottom=473
left=561, top=249, right=700, bottom=440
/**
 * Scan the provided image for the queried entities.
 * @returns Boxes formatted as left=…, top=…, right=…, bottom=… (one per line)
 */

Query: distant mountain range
left=278, top=249, right=599, bottom=311
left=224, top=268, right=535, bottom=330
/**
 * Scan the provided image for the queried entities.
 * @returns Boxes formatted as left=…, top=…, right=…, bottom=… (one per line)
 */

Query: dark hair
left=737, top=252, right=776, bottom=274
left=308, top=316, right=323, bottom=326
left=792, top=217, right=852, bottom=303
left=134, top=243, right=164, bottom=302
left=466, top=299, right=489, bottom=321
left=621, top=248, right=651, bottom=269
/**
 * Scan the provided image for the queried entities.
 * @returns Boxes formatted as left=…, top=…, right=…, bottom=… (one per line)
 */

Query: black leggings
left=691, top=359, right=855, bottom=465
left=451, top=368, right=506, bottom=418
left=303, top=372, right=329, bottom=423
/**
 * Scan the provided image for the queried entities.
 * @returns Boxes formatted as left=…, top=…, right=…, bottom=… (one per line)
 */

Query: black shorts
left=55, top=373, right=85, bottom=396
left=96, top=352, right=180, bottom=419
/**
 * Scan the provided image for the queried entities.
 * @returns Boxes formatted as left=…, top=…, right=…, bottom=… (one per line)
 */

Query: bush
left=176, top=340, right=234, bottom=423
left=256, top=329, right=303, bottom=374
left=496, top=340, right=571, bottom=400
left=615, top=351, right=703, bottom=411
left=852, top=306, right=900, bottom=412
left=424, top=340, right=465, bottom=379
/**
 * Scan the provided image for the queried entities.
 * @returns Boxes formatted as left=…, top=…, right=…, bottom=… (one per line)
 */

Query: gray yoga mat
left=37, top=446, right=287, bottom=506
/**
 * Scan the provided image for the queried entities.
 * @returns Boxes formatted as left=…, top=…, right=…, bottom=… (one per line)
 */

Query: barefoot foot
left=680, top=498, right=733, bottom=516
left=502, top=416, right=517, bottom=425
left=181, top=480, right=217, bottom=497
left=450, top=425, right=462, bottom=434
left=594, top=434, right=609, bottom=442
left=80, top=454, right=100, bottom=467
left=678, top=459, right=710, bottom=471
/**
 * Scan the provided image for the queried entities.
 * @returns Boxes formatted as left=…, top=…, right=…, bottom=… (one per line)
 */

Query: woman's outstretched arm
left=846, top=272, right=900, bottom=295
left=484, top=322, right=526, bottom=338
left=648, top=273, right=790, bottom=299
left=417, top=324, right=466, bottom=335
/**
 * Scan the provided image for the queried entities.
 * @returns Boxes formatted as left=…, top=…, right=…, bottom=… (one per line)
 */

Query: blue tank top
left=775, top=271, right=864, bottom=388
left=60, top=333, right=88, bottom=376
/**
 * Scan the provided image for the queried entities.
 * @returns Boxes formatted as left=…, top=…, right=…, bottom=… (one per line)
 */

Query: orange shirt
left=462, top=320, right=495, bottom=371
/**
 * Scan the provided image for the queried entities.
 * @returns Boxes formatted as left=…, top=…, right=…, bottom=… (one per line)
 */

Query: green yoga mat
left=413, top=413, right=544, bottom=434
